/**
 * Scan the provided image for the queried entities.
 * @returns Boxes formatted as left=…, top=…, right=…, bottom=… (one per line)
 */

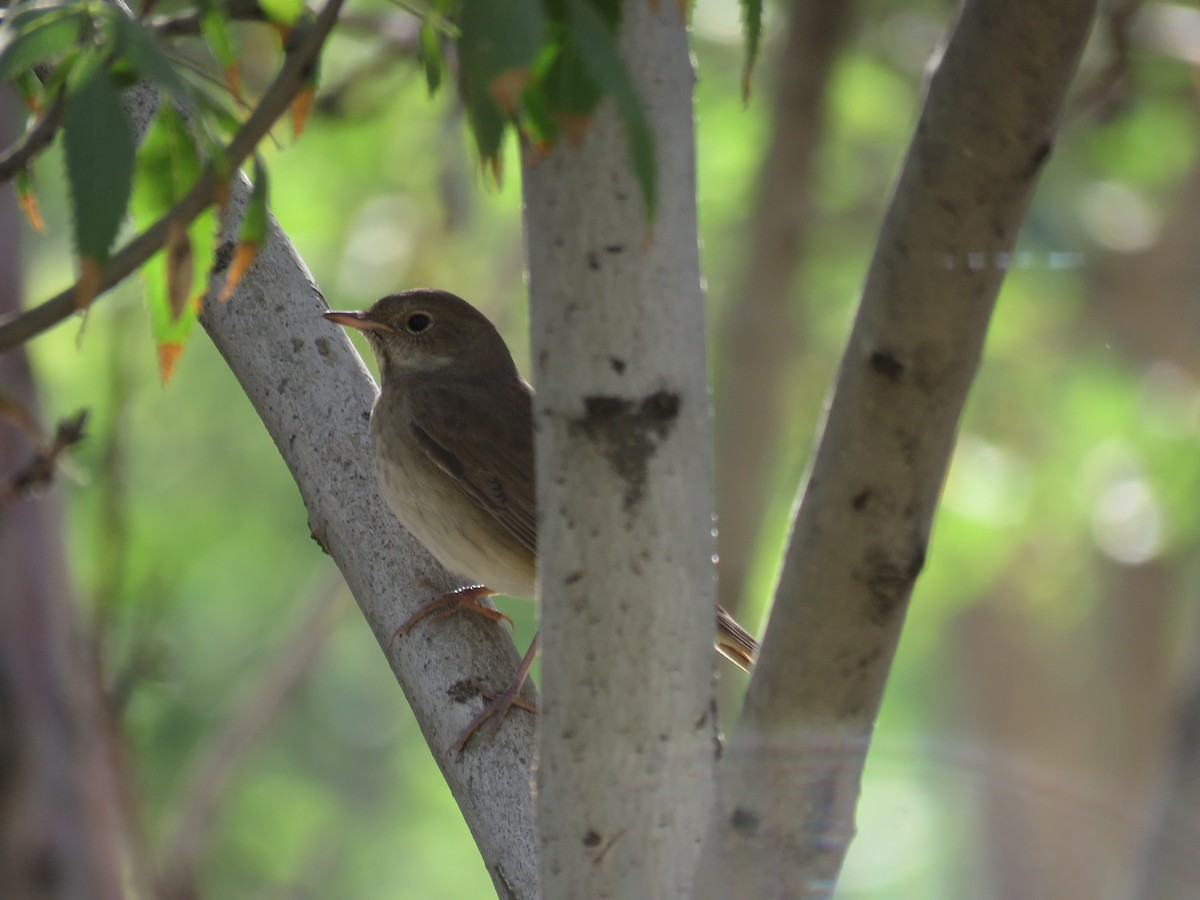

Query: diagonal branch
left=196, top=118, right=540, bottom=900
left=0, top=91, right=65, bottom=183
left=0, top=0, right=345, bottom=352
left=697, top=0, right=1100, bottom=896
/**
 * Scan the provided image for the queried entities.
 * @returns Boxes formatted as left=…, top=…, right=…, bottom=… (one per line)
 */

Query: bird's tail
left=715, top=604, right=758, bottom=672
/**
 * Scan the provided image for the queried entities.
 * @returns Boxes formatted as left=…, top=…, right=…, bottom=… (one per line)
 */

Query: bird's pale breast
left=369, top=393, right=536, bottom=599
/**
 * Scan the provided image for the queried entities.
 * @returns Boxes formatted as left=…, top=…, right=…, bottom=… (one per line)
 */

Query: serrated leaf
left=739, top=0, right=762, bottom=103
left=16, top=169, right=45, bottom=232
left=538, top=38, right=603, bottom=121
left=565, top=0, right=656, bottom=217
left=165, top=219, right=193, bottom=321
left=133, top=104, right=212, bottom=357
left=156, top=341, right=184, bottom=383
left=0, top=3, right=84, bottom=83
left=76, top=256, right=101, bottom=309
left=219, top=158, right=268, bottom=301
left=291, top=82, right=314, bottom=138
left=418, top=20, right=442, bottom=94
left=63, top=56, right=136, bottom=266
left=14, top=69, right=43, bottom=114
left=111, top=11, right=197, bottom=112
left=459, top=0, right=546, bottom=163
left=258, top=0, right=305, bottom=27
left=200, top=3, right=241, bottom=101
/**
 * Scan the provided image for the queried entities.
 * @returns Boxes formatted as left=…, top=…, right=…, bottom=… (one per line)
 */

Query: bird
left=324, top=288, right=758, bottom=751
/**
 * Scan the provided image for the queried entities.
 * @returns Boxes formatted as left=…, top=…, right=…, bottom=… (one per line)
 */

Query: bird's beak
left=323, top=310, right=391, bottom=333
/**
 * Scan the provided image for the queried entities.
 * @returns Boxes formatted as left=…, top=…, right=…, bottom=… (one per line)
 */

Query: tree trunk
left=697, top=0, right=1099, bottom=895
left=522, top=2, right=716, bottom=896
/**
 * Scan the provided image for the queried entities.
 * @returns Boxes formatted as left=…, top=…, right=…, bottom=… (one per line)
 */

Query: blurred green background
left=13, top=0, right=1200, bottom=896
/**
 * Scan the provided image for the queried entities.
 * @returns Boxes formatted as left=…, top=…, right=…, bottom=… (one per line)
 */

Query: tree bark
left=696, top=0, right=1099, bottom=895
left=194, top=182, right=540, bottom=897
left=522, top=2, right=716, bottom=897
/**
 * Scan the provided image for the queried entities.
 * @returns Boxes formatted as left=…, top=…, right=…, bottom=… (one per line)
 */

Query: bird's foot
left=450, top=678, right=539, bottom=754
left=390, top=582, right=513, bottom=643
left=450, top=631, right=541, bottom=753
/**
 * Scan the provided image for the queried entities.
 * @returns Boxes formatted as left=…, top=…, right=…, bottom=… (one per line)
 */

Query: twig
left=0, top=91, right=65, bottom=183
left=0, top=410, right=87, bottom=508
left=0, top=0, right=347, bottom=352
left=149, top=0, right=267, bottom=36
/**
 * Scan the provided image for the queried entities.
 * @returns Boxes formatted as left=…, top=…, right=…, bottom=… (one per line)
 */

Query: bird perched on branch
left=325, top=289, right=758, bottom=751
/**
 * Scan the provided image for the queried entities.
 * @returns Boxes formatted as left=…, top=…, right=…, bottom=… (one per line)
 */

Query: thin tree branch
left=0, top=91, right=64, bottom=184
left=196, top=142, right=539, bottom=900
left=149, top=0, right=267, bottom=36
left=0, top=0, right=345, bottom=352
left=697, top=0, right=1100, bottom=896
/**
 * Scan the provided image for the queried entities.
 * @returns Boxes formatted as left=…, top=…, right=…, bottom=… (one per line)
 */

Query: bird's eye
left=405, top=311, right=433, bottom=334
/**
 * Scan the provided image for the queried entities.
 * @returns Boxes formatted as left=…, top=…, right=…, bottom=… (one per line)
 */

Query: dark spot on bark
left=539, top=349, right=550, bottom=372
left=587, top=251, right=600, bottom=271
left=605, top=244, right=625, bottom=254
left=569, top=390, right=681, bottom=512
left=731, top=807, right=760, bottom=835
left=292, top=338, right=304, bottom=353
left=858, top=541, right=927, bottom=625
left=852, top=489, right=872, bottom=511
left=362, top=410, right=371, bottom=423
left=694, top=709, right=708, bottom=730
left=870, top=350, right=904, bottom=381
left=609, top=356, right=626, bottom=374
left=448, top=680, right=480, bottom=703
left=583, top=831, right=602, bottom=847
left=858, top=646, right=883, bottom=670
left=214, top=240, right=235, bottom=272
left=315, top=337, right=332, bottom=357
left=937, top=197, right=959, bottom=218
left=564, top=571, right=582, bottom=584
left=1024, top=140, right=1052, bottom=179
left=895, top=239, right=909, bottom=258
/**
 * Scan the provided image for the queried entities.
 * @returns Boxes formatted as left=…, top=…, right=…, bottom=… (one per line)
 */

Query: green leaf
left=565, top=0, right=655, bottom=217
left=111, top=11, right=197, bottom=112
left=63, top=55, right=136, bottom=265
left=199, top=0, right=240, bottom=97
left=459, top=0, right=546, bottom=161
left=218, top=157, right=269, bottom=301
left=258, top=0, right=306, bottom=27
left=418, top=19, right=442, bottom=94
left=538, top=38, right=602, bottom=119
left=0, top=2, right=84, bottom=83
left=739, top=0, right=762, bottom=102
left=133, top=106, right=213, bottom=359
left=240, top=156, right=269, bottom=248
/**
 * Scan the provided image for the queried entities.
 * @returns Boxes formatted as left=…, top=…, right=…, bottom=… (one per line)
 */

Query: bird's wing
left=406, top=377, right=538, bottom=555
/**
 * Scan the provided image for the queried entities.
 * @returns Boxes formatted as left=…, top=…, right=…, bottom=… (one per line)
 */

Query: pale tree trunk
left=198, top=185, right=540, bottom=897
left=522, top=2, right=716, bottom=897
left=696, top=0, right=1099, bottom=896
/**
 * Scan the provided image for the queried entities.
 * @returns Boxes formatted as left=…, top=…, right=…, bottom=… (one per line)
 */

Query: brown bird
left=325, top=289, right=758, bottom=750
